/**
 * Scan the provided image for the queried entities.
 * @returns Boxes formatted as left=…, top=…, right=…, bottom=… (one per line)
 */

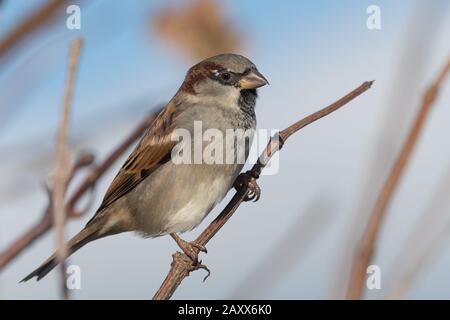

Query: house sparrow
left=22, top=53, right=268, bottom=282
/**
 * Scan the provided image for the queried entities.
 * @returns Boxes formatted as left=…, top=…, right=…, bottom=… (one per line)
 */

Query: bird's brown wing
left=87, top=100, right=179, bottom=224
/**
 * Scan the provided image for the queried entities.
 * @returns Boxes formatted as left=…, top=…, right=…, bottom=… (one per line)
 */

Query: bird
left=22, top=53, right=268, bottom=282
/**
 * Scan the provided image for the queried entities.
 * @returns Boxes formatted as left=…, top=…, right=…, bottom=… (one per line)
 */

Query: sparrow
left=22, top=53, right=268, bottom=282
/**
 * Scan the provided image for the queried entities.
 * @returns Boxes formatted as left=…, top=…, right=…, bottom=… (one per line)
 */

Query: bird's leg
left=170, top=233, right=207, bottom=263
left=234, top=171, right=261, bottom=202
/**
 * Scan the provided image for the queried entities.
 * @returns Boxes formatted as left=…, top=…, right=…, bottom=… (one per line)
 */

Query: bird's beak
left=238, top=70, right=269, bottom=89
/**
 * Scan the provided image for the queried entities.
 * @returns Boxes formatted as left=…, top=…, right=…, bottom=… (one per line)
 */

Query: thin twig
left=51, top=38, right=83, bottom=299
left=0, top=113, right=155, bottom=271
left=153, top=81, right=374, bottom=300
left=346, top=55, right=450, bottom=299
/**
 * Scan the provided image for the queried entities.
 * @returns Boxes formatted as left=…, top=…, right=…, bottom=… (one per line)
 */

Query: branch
left=51, top=38, right=83, bottom=299
left=0, top=113, right=155, bottom=271
left=153, top=81, right=374, bottom=300
left=346, top=55, right=450, bottom=299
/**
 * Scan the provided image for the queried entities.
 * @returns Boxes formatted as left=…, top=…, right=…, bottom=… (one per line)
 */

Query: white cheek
left=185, top=86, right=241, bottom=109
left=222, top=88, right=241, bottom=106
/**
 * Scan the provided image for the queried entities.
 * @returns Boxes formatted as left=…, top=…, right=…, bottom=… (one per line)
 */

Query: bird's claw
left=195, top=260, right=211, bottom=282
left=190, top=242, right=208, bottom=254
left=175, top=237, right=207, bottom=264
left=180, top=243, right=210, bottom=281
left=173, top=252, right=212, bottom=282
left=234, top=172, right=261, bottom=202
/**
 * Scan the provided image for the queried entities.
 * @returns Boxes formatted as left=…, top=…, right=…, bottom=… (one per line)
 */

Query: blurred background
left=1, top=0, right=450, bottom=299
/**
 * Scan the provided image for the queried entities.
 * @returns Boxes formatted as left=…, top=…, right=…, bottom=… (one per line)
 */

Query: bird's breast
left=128, top=103, right=255, bottom=236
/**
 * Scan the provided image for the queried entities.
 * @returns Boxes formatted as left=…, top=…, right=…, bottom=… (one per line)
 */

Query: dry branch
left=51, top=38, right=83, bottom=299
left=0, top=113, right=155, bottom=271
left=153, top=81, right=374, bottom=300
left=346, top=55, right=450, bottom=299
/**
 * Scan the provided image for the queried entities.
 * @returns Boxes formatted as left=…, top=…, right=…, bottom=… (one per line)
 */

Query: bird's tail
left=21, top=223, right=100, bottom=282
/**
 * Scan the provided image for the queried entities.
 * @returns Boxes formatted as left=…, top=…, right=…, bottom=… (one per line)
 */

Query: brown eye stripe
left=181, top=61, right=223, bottom=94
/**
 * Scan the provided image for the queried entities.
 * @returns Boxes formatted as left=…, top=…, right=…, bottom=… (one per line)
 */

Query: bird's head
left=180, top=53, right=268, bottom=107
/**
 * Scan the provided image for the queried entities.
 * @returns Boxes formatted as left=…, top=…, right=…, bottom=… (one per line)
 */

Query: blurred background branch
left=0, top=112, right=155, bottom=271
left=0, top=0, right=69, bottom=60
left=152, top=0, right=241, bottom=61
left=51, top=37, right=83, bottom=300
left=346, top=54, right=450, bottom=299
left=331, top=1, right=450, bottom=298
left=384, top=158, right=450, bottom=298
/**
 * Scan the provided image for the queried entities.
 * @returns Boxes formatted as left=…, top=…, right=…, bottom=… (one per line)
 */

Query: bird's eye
left=220, top=72, right=231, bottom=81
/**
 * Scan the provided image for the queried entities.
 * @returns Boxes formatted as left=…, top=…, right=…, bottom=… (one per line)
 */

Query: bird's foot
left=170, top=233, right=207, bottom=263
left=193, top=260, right=211, bottom=282
left=170, top=234, right=211, bottom=281
left=234, top=171, right=261, bottom=202
left=173, top=252, right=211, bottom=282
